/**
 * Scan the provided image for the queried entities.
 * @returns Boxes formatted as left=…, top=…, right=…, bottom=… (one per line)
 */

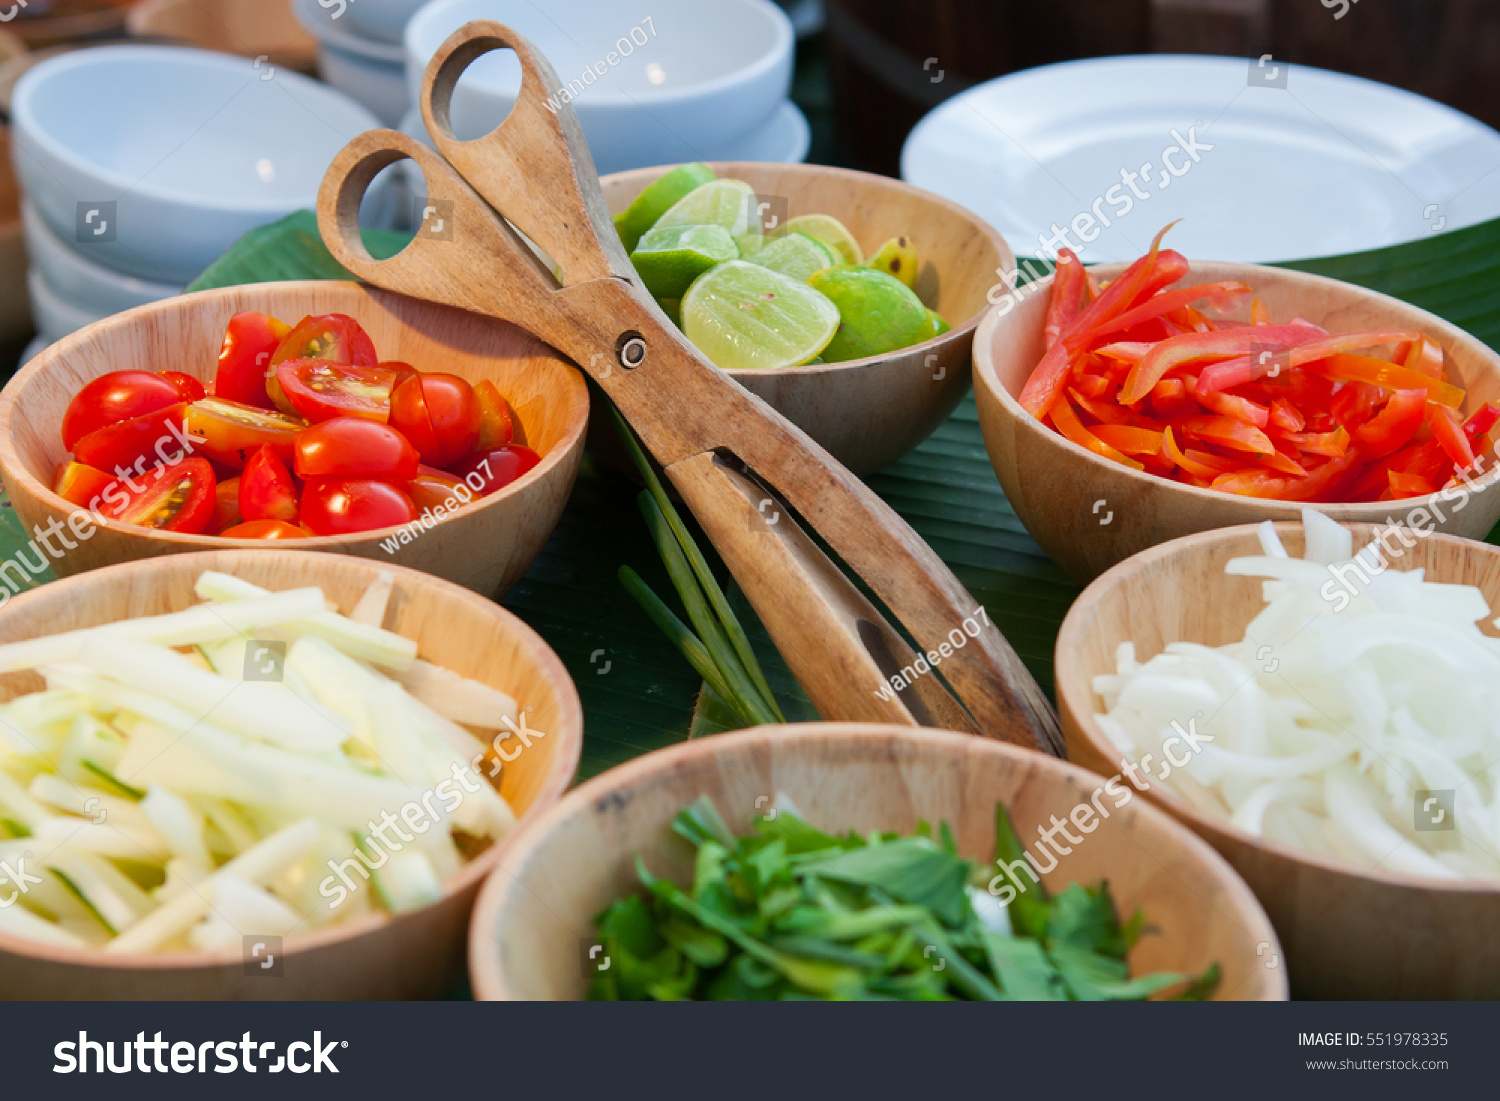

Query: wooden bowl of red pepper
left=0, top=281, right=589, bottom=598
left=972, top=246, right=1500, bottom=582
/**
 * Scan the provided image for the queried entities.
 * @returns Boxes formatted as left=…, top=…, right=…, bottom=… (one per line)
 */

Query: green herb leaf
left=990, top=801, right=1049, bottom=939
left=800, top=838, right=972, bottom=927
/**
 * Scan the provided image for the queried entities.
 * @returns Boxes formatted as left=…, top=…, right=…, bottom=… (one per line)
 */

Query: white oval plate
left=902, top=55, right=1500, bottom=263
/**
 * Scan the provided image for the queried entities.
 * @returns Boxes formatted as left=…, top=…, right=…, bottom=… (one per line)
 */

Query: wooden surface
left=0, top=281, right=590, bottom=599
left=0, top=549, right=583, bottom=1000
left=598, top=162, right=1013, bottom=476
left=468, top=722, right=1285, bottom=1000
left=3, top=1, right=133, bottom=48
left=0, top=127, right=28, bottom=345
left=315, top=20, right=1062, bottom=754
left=1056, top=522, right=1500, bottom=999
left=972, top=260, right=1500, bottom=583
left=127, top=0, right=319, bottom=74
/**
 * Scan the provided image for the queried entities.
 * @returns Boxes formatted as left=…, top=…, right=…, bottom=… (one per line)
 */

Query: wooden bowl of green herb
left=468, top=723, right=1285, bottom=1000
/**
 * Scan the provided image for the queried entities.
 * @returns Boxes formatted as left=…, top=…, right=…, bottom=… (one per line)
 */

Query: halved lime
left=927, top=309, right=951, bottom=337
left=655, top=178, right=762, bottom=255
left=785, top=213, right=863, bottom=265
left=750, top=231, right=837, bottom=282
left=614, top=162, right=717, bottom=253
left=681, top=260, right=839, bottom=370
left=868, top=235, right=918, bottom=288
left=631, top=224, right=739, bottom=300
left=806, top=266, right=932, bottom=362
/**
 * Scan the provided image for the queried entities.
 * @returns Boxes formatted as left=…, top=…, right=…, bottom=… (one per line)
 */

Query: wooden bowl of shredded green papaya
left=468, top=723, right=1285, bottom=1001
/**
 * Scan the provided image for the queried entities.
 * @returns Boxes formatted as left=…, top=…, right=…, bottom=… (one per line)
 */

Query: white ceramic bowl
left=27, top=267, right=101, bottom=343
left=10, top=45, right=385, bottom=284
left=343, top=0, right=428, bottom=45
left=404, top=0, right=794, bottom=175
left=21, top=201, right=181, bottom=317
left=317, top=40, right=409, bottom=126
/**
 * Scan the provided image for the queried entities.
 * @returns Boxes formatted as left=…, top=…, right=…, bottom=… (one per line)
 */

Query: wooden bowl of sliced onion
left=1056, top=511, right=1500, bottom=998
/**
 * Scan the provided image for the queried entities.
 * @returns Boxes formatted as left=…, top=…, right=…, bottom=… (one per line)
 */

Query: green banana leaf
left=4, top=210, right=1498, bottom=778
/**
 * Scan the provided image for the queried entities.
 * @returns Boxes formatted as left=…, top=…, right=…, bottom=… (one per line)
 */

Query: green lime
left=928, top=309, right=951, bottom=336
left=681, top=260, right=839, bottom=370
left=631, top=224, right=739, bottom=299
left=750, top=231, right=837, bottom=282
left=655, top=178, right=762, bottom=256
left=614, top=162, right=717, bottom=253
left=784, top=214, right=863, bottom=265
left=868, top=235, right=918, bottom=288
left=806, top=266, right=933, bottom=362
left=658, top=298, right=682, bottom=327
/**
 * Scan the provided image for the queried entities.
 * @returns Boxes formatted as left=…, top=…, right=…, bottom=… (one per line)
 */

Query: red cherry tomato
left=293, top=419, right=419, bottom=483
left=219, top=519, right=309, bottom=540
left=275, top=359, right=410, bottom=423
left=239, top=445, right=300, bottom=523
left=211, top=476, right=242, bottom=534
left=183, top=398, right=305, bottom=470
left=389, top=373, right=481, bottom=468
left=213, top=312, right=291, bottom=409
left=300, top=479, right=417, bottom=536
left=61, top=371, right=183, bottom=452
left=113, top=457, right=217, bottom=534
left=72, top=402, right=190, bottom=476
left=447, top=445, right=542, bottom=496
left=266, top=314, right=379, bottom=413
left=473, top=380, right=514, bottom=450
left=158, top=371, right=207, bottom=402
left=407, top=464, right=472, bottom=514
left=52, top=461, right=116, bottom=510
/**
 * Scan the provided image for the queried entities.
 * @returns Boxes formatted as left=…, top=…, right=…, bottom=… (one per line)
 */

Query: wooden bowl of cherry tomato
left=0, top=281, right=589, bottom=597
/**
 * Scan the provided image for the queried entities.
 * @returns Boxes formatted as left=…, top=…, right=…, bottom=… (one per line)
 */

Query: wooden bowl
left=0, top=548, right=583, bottom=999
left=0, top=281, right=589, bottom=598
left=973, top=261, right=1500, bottom=582
left=598, top=162, right=1014, bottom=476
left=4, top=1, right=132, bottom=49
left=468, top=722, right=1285, bottom=1000
left=0, top=126, right=28, bottom=346
left=127, top=0, right=319, bottom=74
left=1056, top=522, right=1500, bottom=999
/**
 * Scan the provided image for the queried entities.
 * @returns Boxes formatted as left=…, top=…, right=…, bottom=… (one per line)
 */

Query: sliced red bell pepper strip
left=1426, top=402, right=1476, bottom=470
left=1162, top=426, right=1224, bottom=481
left=1250, top=297, right=1273, bottom=326
left=1095, top=342, right=1153, bottom=364
left=1176, top=414, right=1277, bottom=457
left=1092, top=424, right=1164, bottom=456
left=1268, top=397, right=1305, bottom=433
left=1399, top=335, right=1445, bottom=377
left=1305, top=352, right=1465, bottom=408
left=1085, top=281, right=1251, bottom=344
left=1386, top=470, right=1438, bottom=499
left=1276, top=426, right=1350, bottom=458
left=1212, top=449, right=1361, bottom=502
left=1463, top=401, right=1500, bottom=441
left=1351, top=389, right=1426, bottom=458
left=1329, top=381, right=1384, bottom=432
left=1186, top=376, right=1270, bottom=428
left=1124, top=323, right=1325, bottom=404
left=1049, top=397, right=1145, bottom=470
left=1043, top=248, right=1087, bottom=350
left=1068, top=387, right=1136, bottom=425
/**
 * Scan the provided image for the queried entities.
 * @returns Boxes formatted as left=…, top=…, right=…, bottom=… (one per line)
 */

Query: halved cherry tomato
left=390, top=373, right=481, bottom=469
left=407, top=464, right=472, bottom=514
left=114, top=457, right=216, bottom=534
left=240, top=445, right=300, bottom=523
left=447, top=444, right=542, bottom=496
left=214, top=312, right=291, bottom=409
left=61, top=371, right=183, bottom=452
left=73, top=402, right=190, bottom=475
left=52, top=461, right=116, bottom=510
left=293, top=419, right=419, bottom=483
left=211, top=476, right=242, bottom=534
left=159, top=371, right=206, bottom=402
left=266, top=314, right=379, bottom=413
left=300, top=479, right=417, bottom=536
left=184, top=398, right=305, bottom=470
left=473, top=380, right=515, bottom=450
left=219, top=519, right=309, bottom=540
left=275, top=359, right=409, bottom=423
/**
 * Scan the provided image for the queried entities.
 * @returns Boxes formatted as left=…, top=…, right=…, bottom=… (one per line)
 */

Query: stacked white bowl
left=9, top=45, right=386, bottom=348
left=402, top=0, right=808, bottom=182
left=293, top=0, right=425, bottom=127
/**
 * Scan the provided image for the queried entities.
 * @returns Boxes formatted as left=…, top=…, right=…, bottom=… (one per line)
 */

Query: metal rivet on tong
left=616, top=332, right=647, bottom=369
